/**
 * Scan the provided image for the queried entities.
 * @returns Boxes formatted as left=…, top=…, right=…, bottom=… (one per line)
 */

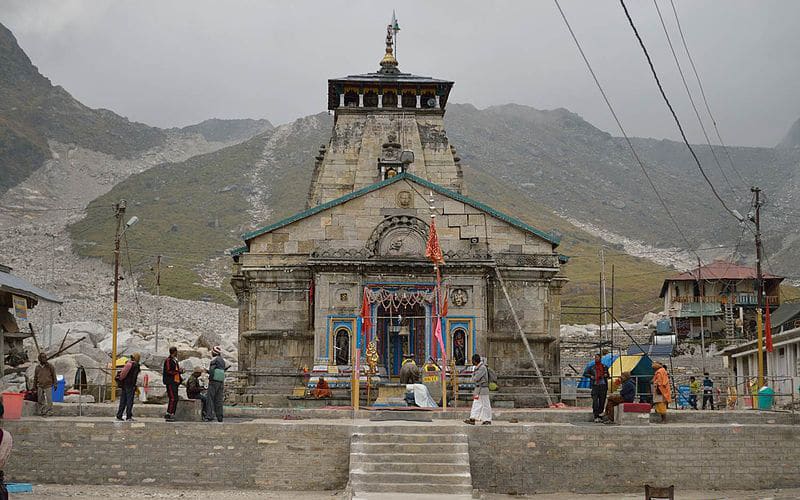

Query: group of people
left=688, top=373, right=715, bottom=410
left=583, top=353, right=674, bottom=424
left=114, top=345, right=230, bottom=422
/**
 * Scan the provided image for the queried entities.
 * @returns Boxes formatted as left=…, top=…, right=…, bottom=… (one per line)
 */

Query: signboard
left=423, top=369, right=442, bottom=403
left=12, top=295, right=28, bottom=321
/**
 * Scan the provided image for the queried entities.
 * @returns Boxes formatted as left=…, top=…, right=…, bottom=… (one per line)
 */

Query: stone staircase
left=349, top=423, right=474, bottom=499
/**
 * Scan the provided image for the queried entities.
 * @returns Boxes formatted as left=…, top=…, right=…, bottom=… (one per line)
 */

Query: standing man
left=652, top=361, right=672, bottom=423
left=206, top=346, right=229, bottom=422
left=115, top=352, right=141, bottom=421
left=464, top=354, right=491, bottom=425
left=34, top=353, right=56, bottom=417
left=702, top=372, right=715, bottom=410
left=163, top=346, right=183, bottom=422
left=583, top=353, right=609, bottom=423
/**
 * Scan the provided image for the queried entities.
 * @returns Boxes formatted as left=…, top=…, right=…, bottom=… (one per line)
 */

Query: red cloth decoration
left=765, top=305, right=773, bottom=353
left=360, top=287, right=372, bottom=344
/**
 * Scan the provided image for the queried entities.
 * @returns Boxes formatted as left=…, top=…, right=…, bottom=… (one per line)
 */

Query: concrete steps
left=349, top=425, right=473, bottom=497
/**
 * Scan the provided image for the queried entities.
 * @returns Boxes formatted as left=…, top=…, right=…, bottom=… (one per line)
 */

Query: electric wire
left=667, top=0, right=747, bottom=185
left=552, top=0, right=700, bottom=262
left=652, top=0, right=740, bottom=196
left=619, top=0, right=742, bottom=223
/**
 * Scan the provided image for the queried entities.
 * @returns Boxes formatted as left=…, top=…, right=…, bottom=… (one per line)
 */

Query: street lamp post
left=110, top=201, right=138, bottom=401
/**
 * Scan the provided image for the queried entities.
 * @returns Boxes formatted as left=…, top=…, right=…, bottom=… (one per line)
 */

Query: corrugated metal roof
left=771, top=303, right=800, bottom=330
left=0, top=267, right=62, bottom=304
left=667, top=260, right=781, bottom=281
left=240, top=172, right=561, bottom=247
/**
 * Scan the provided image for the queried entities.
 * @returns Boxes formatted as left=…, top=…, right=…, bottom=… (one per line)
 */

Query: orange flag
left=425, top=218, right=445, bottom=266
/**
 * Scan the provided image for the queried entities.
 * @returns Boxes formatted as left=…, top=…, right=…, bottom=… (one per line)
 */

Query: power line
left=552, top=0, right=700, bottom=263
left=667, top=0, right=747, bottom=185
left=651, top=0, right=740, bottom=196
left=619, top=0, right=742, bottom=224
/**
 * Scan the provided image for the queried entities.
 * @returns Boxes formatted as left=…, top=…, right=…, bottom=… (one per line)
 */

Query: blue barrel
left=52, top=376, right=65, bottom=402
left=676, top=384, right=691, bottom=408
left=757, top=386, right=775, bottom=410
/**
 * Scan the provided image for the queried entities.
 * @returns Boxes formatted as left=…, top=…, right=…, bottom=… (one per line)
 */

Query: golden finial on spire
left=379, top=23, right=398, bottom=73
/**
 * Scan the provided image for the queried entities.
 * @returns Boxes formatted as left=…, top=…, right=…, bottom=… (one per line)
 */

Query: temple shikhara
left=230, top=25, right=567, bottom=406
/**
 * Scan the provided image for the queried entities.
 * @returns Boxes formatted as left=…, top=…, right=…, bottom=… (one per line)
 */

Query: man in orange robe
left=652, top=361, right=672, bottom=423
left=311, top=377, right=332, bottom=399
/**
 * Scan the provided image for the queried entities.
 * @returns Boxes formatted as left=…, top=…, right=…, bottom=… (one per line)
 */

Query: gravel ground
left=21, top=485, right=800, bottom=500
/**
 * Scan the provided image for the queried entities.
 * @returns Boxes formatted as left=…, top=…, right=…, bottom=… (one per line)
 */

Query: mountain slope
left=0, top=22, right=168, bottom=193
left=777, top=117, right=800, bottom=149
left=68, top=114, right=331, bottom=304
left=444, top=103, right=800, bottom=278
left=177, top=118, right=274, bottom=143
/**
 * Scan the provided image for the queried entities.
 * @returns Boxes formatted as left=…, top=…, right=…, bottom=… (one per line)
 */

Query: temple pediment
left=238, top=173, right=560, bottom=267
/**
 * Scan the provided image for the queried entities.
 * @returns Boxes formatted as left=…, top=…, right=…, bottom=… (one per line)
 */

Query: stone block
left=447, top=214, right=468, bottom=227
left=174, top=398, right=203, bottom=422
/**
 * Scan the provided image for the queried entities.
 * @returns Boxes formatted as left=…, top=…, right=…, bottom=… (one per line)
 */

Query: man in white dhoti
left=465, top=354, right=492, bottom=425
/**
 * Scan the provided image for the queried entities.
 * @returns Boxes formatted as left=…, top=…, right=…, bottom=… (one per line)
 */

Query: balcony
left=673, top=294, right=779, bottom=306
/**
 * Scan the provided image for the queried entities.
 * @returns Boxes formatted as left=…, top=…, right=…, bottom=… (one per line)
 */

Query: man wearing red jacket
left=163, top=346, right=183, bottom=422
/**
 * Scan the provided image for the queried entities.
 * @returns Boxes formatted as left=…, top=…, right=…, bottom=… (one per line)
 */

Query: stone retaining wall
left=4, top=418, right=800, bottom=493
left=468, top=423, right=800, bottom=494
left=3, top=419, right=351, bottom=490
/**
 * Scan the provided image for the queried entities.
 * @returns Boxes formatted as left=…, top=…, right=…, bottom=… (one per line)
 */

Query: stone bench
left=615, top=402, right=652, bottom=425
left=174, top=398, right=203, bottom=422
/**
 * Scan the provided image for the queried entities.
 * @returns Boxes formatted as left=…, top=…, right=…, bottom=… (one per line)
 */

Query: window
left=363, top=90, right=378, bottom=107
left=401, top=91, right=416, bottom=108
left=344, top=90, right=358, bottom=107
left=382, top=91, right=398, bottom=108
left=421, top=91, right=436, bottom=108
left=334, top=328, right=350, bottom=366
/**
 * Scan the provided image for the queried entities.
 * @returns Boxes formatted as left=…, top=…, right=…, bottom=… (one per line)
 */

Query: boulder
left=194, top=330, right=223, bottom=350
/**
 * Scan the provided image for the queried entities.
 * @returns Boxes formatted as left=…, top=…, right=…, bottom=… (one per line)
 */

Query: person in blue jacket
left=602, top=371, right=636, bottom=424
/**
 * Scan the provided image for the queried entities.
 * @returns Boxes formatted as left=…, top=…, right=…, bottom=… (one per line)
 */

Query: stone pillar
left=397, top=96, right=402, bottom=108
left=435, top=95, right=441, bottom=109
left=339, top=93, right=344, bottom=107
left=359, top=93, right=364, bottom=107
left=378, top=94, right=383, bottom=108
left=416, top=95, right=421, bottom=108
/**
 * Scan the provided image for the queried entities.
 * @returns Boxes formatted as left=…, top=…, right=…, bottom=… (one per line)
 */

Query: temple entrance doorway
left=376, top=303, right=427, bottom=378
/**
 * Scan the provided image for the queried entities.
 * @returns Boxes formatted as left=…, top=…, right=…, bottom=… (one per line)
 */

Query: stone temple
left=230, top=27, right=567, bottom=406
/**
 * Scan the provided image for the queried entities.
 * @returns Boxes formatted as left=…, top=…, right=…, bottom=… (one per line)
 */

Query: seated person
left=311, top=377, right=332, bottom=398
left=399, top=355, right=420, bottom=384
left=602, top=371, right=636, bottom=424
left=185, top=366, right=209, bottom=421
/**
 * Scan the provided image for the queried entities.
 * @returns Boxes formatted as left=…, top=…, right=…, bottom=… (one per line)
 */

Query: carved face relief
left=396, top=190, right=412, bottom=208
left=451, top=288, right=469, bottom=307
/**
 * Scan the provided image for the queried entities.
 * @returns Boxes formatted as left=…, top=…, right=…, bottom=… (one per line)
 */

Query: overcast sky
left=2, top=0, right=798, bottom=147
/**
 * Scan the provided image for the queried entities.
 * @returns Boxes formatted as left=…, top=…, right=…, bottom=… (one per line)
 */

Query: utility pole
left=600, top=247, right=608, bottom=349
left=752, top=186, right=764, bottom=388
left=697, top=257, right=706, bottom=373
left=110, top=200, right=126, bottom=402
left=155, top=255, right=161, bottom=353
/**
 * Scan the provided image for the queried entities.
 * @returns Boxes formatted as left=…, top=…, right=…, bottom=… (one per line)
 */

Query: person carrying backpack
left=163, top=346, right=184, bottom=422
left=115, top=352, right=141, bottom=421
left=464, top=354, right=492, bottom=425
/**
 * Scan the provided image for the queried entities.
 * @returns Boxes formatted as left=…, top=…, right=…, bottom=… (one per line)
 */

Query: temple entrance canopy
left=368, top=286, right=432, bottom=377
